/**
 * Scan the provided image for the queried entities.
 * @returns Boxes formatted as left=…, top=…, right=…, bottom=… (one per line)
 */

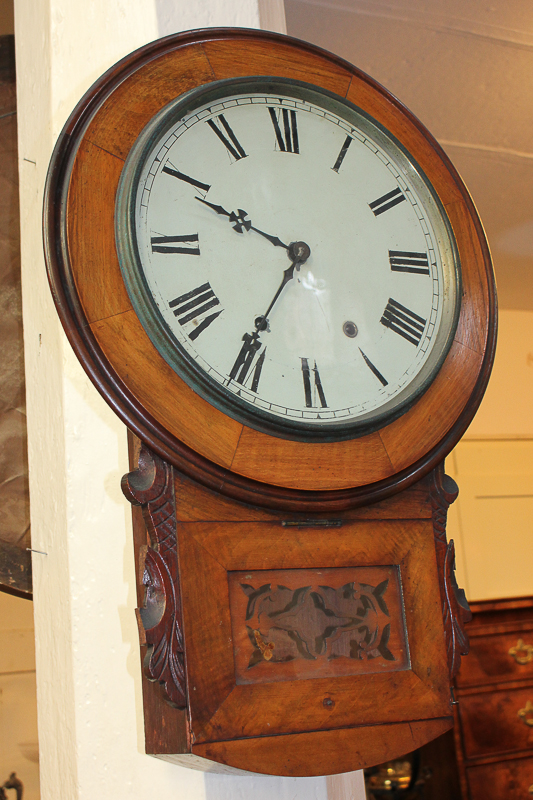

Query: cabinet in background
left=454, top=596, right=533, bottom=799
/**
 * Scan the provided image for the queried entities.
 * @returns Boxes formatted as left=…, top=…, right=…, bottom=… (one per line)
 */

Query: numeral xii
left=269, top=107, right=299, bottom=153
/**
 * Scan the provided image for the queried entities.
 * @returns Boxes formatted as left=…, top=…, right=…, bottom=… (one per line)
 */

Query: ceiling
left=285, top=0, right=533, bottom=310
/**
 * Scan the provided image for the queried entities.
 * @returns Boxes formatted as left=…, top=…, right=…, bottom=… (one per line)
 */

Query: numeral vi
left=301, top=358, right=327, bottom=408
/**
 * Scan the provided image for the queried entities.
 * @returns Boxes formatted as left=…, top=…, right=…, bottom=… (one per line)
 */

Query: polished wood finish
left=44, top=28, right=496, bottom=511
left=454, top=596, right=533, bottom=798
left=43, top=28, right=496, bottom=776
left=123, top=441, right=465, bottom=776
left=191, top=717, right=453, bottom=778
left=466, top=756, right=533, bottom=800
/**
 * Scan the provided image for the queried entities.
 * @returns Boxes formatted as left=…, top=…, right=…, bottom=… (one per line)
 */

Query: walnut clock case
left=44, top=29, right=496, bottom=777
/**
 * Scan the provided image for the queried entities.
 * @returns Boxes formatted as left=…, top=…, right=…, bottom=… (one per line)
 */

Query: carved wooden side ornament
left=430, top=463, right=472, bottom=680
left=121, top=445, right=186, bottom=709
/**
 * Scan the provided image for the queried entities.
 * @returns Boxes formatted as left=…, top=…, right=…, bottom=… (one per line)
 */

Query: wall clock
left=44, top=28, right=496, bottom=776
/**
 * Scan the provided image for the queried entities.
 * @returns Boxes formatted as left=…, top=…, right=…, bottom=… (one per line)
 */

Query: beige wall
left=0, top=592, right=38, bottom=798
left=466, top=310, right=533, bottom=439
left=447, top=310, right=533, bottom=601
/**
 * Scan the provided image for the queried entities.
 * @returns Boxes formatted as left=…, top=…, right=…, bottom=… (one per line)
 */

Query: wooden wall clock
left=44, top=28, right=496, bottom=777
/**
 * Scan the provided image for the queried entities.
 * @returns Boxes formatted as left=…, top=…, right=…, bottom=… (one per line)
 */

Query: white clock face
left=116, top=78, right=460, bottom=440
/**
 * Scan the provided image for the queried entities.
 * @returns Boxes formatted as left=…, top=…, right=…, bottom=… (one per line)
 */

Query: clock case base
left=123, top=433, right=470, bottom=777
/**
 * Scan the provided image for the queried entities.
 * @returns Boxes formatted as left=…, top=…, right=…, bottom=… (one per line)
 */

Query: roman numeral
left=381, top=298, right=426, bottom=346
left=169, top=282, right=222, bottom=341
left=229, top=333, right=265, bottom=391
left=207, top=114, right=247, bottom=161
left=359, top=349, right=388, bottom=387
left=269, top=107, right=299, bottom=153
left=332, top=135, right=352, bottom=172
left=389, top=250, right=430, bottom=275
left=369, top=187, right=406, bottom=216
left=301, top=358, right=327, bottom=408
left=162, top=165, right=211, bottom=193
left=151, top=234, right=200, bottom=255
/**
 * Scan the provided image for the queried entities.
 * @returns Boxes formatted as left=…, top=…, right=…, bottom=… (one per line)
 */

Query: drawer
left=467, top=756, right=533, bottom=800
left=457, top=631, right=533, bottom=688
left=459, top=686, right=533, bottom=759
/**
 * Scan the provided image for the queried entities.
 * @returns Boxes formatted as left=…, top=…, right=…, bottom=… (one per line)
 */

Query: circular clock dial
left=116, top=78, right=460, bottom=440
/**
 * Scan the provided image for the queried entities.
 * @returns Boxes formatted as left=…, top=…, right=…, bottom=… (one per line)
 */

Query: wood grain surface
left=125, top=434, right=463, bottom=775
left=174, top=515, right=450, bottom=745
left=191, top=716, right=453, bottom=777
left=44, top=28, right=497, bottom=510
left=453, top=596, right=533, bottom=799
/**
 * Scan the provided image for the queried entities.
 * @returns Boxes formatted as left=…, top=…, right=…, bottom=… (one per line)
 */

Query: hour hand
left=195, top=197, right=251, bottom=233
left=196, top=196, right=288, bottom=247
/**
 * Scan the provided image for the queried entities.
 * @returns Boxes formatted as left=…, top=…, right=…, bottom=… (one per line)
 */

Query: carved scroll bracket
left=122, top=444, right=186, bottom=709
left=430, top=462, right=472, bottom=682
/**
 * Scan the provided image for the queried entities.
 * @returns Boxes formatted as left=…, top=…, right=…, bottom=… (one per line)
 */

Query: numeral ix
left=169, top=282, right=222, bottom=341
left=151, top=234, right=200, bottom=255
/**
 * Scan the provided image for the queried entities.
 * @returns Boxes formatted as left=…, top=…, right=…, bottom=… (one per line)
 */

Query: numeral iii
left=389, top=250, right=429, bottom=275
left=151, top=234, right=200, bottom=255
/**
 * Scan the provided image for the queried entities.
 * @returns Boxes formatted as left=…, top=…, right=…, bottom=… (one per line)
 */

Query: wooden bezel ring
left=44, top=28, right=496, bottom=510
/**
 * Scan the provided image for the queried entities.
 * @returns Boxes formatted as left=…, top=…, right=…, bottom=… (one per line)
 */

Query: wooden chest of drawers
left=454, top=596, right=533, bottom=799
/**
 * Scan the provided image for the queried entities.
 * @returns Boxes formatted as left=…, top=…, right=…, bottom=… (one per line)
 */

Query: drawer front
left=459, top=687, right=533, bottom=759
left=467, top=756, right=533, bottom=800
left=457, top=631, right=533, bottom=688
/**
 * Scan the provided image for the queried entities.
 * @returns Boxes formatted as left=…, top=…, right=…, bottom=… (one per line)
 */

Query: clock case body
left=44, top=28, right=496, bottom=777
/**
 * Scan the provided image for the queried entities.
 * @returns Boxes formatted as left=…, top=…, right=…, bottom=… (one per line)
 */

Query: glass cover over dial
left=116, top=78, right=460, bottom=441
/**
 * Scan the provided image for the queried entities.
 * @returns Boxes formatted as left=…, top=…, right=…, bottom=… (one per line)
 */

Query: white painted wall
left=15, top=0, right=365, bottom=798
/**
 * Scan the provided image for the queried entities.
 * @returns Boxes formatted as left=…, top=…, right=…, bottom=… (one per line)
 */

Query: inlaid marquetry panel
left=228, top=566, right=409, bottom=684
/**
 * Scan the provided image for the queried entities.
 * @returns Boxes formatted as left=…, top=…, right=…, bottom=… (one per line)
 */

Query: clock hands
left=254, top=241, right=310, bottom=332
left=228, top=240, right=311, bottom=390
left=195, top=195, right=309, bottom=328
left=196, top=194, right=311, bottom=384
left=195, top=197, right=289, bottom=250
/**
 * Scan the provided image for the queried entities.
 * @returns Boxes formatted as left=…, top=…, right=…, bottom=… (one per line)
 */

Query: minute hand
left=255, top=241, right=311, bottom=332
left=195, top=197, right=288, bottom=250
